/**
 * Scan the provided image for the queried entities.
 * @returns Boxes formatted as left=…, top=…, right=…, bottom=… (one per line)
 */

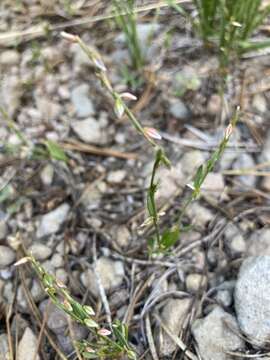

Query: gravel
left=234, top=256, right=270, bottom=346
left=0, top=246, right=16, bottom=268
left=71, top=117, right=107, bottom=144
left=71, top=83, right=95, bottom=118
left=17, top=327, right=40, bottom=360
left=29, top=243, right=52, bottom=261
left=192, top=306, right=244, bottom=360
left=81, top=257, right=125, bottom=297
left=158, top=298, right=191, bottom=356
left=169, top=98, right=191, bottom=120
left=247, top=228, right=270, bottom=256
left=0, top=334, right=9, bottom=360
left=36, top=203, right=70, bottom=238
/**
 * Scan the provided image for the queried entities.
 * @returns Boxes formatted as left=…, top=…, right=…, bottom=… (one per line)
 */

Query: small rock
left=261, top=130, right=270, bottom=162
left=81, top=257, right=125, bottom=297
left=216, top=289, right=232, bottom=307
left=157, top=162, right=184, bottom=201
left=31, top=279, right=46, bottom=302
left=158, top=298, right=191, bottom=356
left=186, top=203, right=213, bottom=228
left=202, top=172, right=225, bottom=196
left=169, top=99, right=190, bottom=120
left=0, top=219, right=7, bottom=240
left=29, top=243, right=52, bottom=261
left=71, top=118, right=107, bottom=144
left=224, top=223, right=246, bottom=254
left=0, top=50, right=20, bottom=66
left=40, top=164, right=54, bottom=186
left=107, top=170, right=126, bottom=184
left=0, top=74, right=23, bottom=117
left=233, top=153, right=256, bottom=187
left=180, top=150, right=205, bottom=177
left=186, top=273, right=207, bottom=293
left=40, top=300, right=68, bottom=335
left=0, top=334, right=9, bottom=360
left=192, top=307, right=244, bottom=360
left=17, top=328, right=40, bottom=360
left=207, top=94, right=222, bottom=115
left=71, top=83, right=94, bottom=118
left=36, top=98, right=61, bottom=121
left=0, top=246, right=15, bottom=268
left=51, top=253, right=64, bottom=268
left=115, top=225, right=131, bottom=248
left=57, top=324, right=88, bottom=353
left=262, top=176, right=270, bottom=191
left=247, top=228, right=270, bottom=256
left=252, top=93, right=267, bottom=113
left=37, top=203, right=70, bottom=238
left=235, top=256, right=270, bottom=346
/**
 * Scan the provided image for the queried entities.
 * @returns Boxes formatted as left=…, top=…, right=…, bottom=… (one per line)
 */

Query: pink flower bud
left=143, top=127, right=162, bottom=140
left=85, top=347, right=95, bottom=353
left=98, top=328, right=111, bottom=336
left=225, top=124, right=233, bottom=140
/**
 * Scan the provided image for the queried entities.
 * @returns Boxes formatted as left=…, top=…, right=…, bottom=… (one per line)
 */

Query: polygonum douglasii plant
left=60, top=31, right=239, bottom=254
left=15, top=30, right=239, bottom=360
left=15, top=256, right=136, bottom=360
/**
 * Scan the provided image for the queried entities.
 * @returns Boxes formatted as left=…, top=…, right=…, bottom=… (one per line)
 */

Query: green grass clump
left=193, top=0, right=270, bottom=70
left=113, top=0, right=144, bottom=72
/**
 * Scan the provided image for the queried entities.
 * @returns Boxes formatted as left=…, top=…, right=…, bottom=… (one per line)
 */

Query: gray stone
left=233, top=153, right=256, bottom=187
left=0, top=246, right=15, bottom=268
left=181, top=150, right=205, bottom=177
left=81, top=257, right=125, bottom=297
left=247, top=228, right=270, bottom=256
left=224, top=223, right=246, bottom=254
left=0, top=334, right=9, bottom=360
left=17, top=328, right=40, bottom=360
left=71, top=84, right=94, bottom=118
left=202, top=172, right=225, bottom=197
left=235, top=256, right=270, bottom=346
left=261, top=130, right=270, bottom=162
left=29, top=243, right=52, bottom=260
left=0, top=219, right=7, bottom=240
left=115, top=225, right=131, bottom=248
left=262, top=176, right=270, bottom=191
left=0, top=50, right=20, bottom=66
left=192, top=307, right=244, bottom=360
left=252, top=94, right=267, bottom=113
left=216, top=289, right=232, bottom=307
left=207, top=94, right=222, bottom=115
left=186, top=203, right=213, bottom=228
left=37, top=203, right=70, bottom=238
left=0, top=75, right=22, bottom=117
left=40, top=164, right=54, bottom=186
left=159, top=298, right=191, bottom=356
left=107, top=170, right=126, bottom=184
left=156, top=162, right=184, bottom=202
left=71, top=118, right=107, bottom=144
left=40, top=300, right=68, bottom=335
left=169, top=99, right=190, bottom=120
left=186, top=273, right=207, bottom=293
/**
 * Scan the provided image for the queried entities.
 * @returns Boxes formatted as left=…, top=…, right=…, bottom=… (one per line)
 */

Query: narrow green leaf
left=160, top=226, right=180, bottom=250
left=44, top=140, right=68, bottom=162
